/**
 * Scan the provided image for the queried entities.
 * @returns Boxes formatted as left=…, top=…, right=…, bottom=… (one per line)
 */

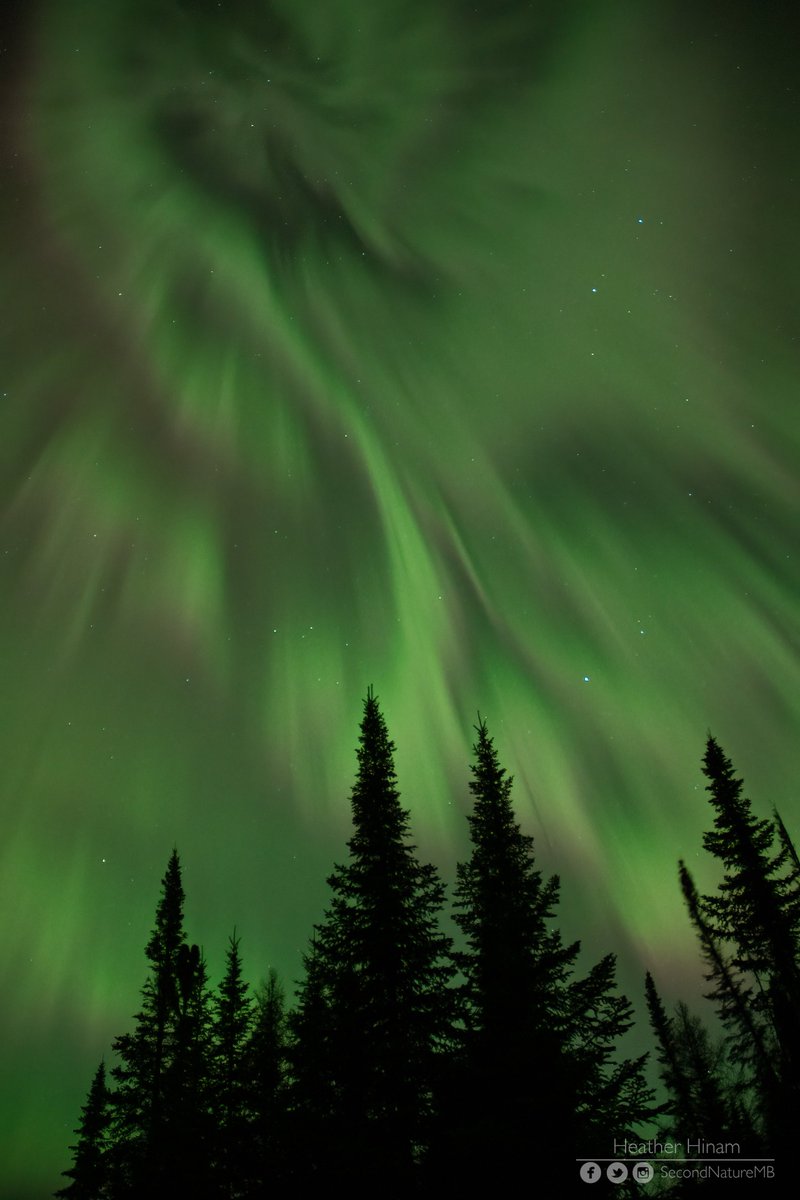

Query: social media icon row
left=580, top=1161, right=654, bottom=1184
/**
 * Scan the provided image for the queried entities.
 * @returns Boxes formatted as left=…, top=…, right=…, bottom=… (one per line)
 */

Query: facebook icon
left=580, top=1162, right=601, bottom=1183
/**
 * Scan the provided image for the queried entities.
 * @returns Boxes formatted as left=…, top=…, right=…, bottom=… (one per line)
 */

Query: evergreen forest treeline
left=57, top=691, right=799, bottom=1196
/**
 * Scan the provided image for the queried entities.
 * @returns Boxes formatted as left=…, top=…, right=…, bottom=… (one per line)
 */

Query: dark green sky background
left=1, top=1, right=798, bottom=1194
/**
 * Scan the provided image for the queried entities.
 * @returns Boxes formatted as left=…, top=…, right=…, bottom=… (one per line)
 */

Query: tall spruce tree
left=289, top=689, right=453, bottom=1182
left=286, top=936, right=338, bottom=1180
left=210, top=931, right=253, bottom=1195
left=700, top=738, right=800, bottom=1032
left=165, top=945, right=215, bottom=1196
left=442, top=718, right=581, bottom=1182
left=55, top=1061, right=111, bottom=1199
left=443, top=718, right=653, bottom=1184
left=679, top=737, right=800, bottom=1152
left=679, top=861, right=775, bottom=1089
left=108, top=850, right=214, bottom=1196
left=245, top=968, right=287, bottom=1185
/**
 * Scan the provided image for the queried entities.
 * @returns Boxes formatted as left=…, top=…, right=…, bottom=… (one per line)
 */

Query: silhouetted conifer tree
left=701, top=739, right=800, bottom=1044
left=167, top=946, right=215, bottom=1196
left=569, top=952, right=655, bottom=1149
left=679, top=861, right=774, bottom=1086
left=55, top=1061, right=111, bottom=1199
left=286, top=936, right=339, bottom=1180
left=245, top=968, right=287, bottom=1186
left=440, top=718, right=653, bottom=1186
left=441, top=717, right=579, bottom=1183
left=645, top=972, right=695, bottom=1128
left=210, top=932, right=253, bottom=1196
left=680, top=738, right=800, bottom=1152
left=645, top=973, right=749, bottom=1142
left=290, top=689, right=453, bottom=1183
left=108, top=850, right=214, bottom=1196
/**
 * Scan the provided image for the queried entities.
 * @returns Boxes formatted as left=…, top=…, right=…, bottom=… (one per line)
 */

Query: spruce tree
left=444, top=718, right=653, bottom=1184
left=645, top=971, right=695, bottom=1129
left=445, top=717, right=580, bottom=1182
left=645, top=973, right=744, bottom=1141
left=55, top=1061, right=111, bottom=1199
left=679, top=861, right=774, bottom=1086
left=286, top=937, right=338, bottom=1180
left=290, top=689, right=453, bottom=1181
left=108, top=850, right=214, bottom=1196
left=165, top=946, right=215, bottom=1197
left=569, top=953, right=655, bottom=1151
left=682, top=738, right=800, bottom=1149
left=210, top=931, right=253, bottom=1195
left=246, top=968, right=287, bottom=1185
left=700, top=738, right=800, bottom=1024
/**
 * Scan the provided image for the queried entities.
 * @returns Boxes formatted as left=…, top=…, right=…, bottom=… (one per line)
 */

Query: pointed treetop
left=700, top=736, right=776, bottom=865
left=54, top=1061, right=111, bottom=1199
left=453, top=715, right=572, bottom=993
left=357, top=687, right=393, bottom=759
left=703, top=735, right=746, bottom=810
left=465, top=716, right=531, bottom=871
left=644, top=971, right=690, bottom=1111
left=218, top=930, right=248, bottom=1004
left=145, top=848, right=186, bottom=970
left=349, top=689, right=405, bottom=841
left=469, top=715, right=514, bottom=798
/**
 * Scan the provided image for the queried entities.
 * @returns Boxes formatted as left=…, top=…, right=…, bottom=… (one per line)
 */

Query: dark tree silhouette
left=108, top=850, right=214, bottom=1196
left=441, top=717, right=579, bottom=1182
left=286, top=935, right=339, bottom=1180
left=678, top=737, right=800, bottom=1154
left=210, top=931, right=253, bottom=1195
left=700, top=739, right=800, bottom=1042
left=645, top=971, right=695, bottom=1128
left=244, top=967, right=287, bottom=1186
left=440, top=718, right=653, bottom=1185
left=166, top=945, right=215, bottom=1196
left=55, top=1061, right=111, bottom=1199
left=108, top=849, right=186, bottom=1192
left=289, top=688, right=453, bottom=1183
left=679, top=858, right=776, bottom=1098
left=774, top=808, right=800, bottom=879
left=569, top=952, right=655, bottom=1151
left=645, top=972, right=751, bottom=1145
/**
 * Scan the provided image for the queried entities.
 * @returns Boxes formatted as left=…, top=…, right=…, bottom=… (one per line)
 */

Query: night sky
left=2, top=1, right=798, bottom=1194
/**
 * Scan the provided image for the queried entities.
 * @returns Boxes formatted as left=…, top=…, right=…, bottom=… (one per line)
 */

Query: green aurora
left=1, top=0, right=798, bottom=1193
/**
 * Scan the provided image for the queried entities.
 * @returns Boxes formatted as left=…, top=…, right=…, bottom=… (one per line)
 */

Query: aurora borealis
left=1, top=1, right=798, bottom=1193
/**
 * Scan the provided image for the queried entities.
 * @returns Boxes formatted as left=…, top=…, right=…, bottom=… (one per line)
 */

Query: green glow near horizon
left=1, top=1, right=798, bottom=1191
